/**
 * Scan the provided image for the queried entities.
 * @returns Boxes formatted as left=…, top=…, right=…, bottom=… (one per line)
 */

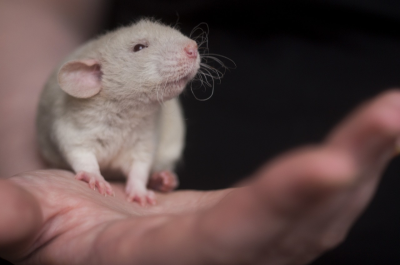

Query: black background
left=107, top=0, right=400, bottom=264
left=2, top=0, right=400, bottom=264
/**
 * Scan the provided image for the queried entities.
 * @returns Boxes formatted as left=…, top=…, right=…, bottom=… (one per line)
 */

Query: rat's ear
left=58, top=59, right=102, bottom=98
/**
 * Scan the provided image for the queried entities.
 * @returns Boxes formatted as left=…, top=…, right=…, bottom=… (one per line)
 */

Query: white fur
left=36, top=19, right=200, bottom=200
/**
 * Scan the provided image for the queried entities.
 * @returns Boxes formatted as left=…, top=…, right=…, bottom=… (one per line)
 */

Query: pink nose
left=184, top=43, right=198, bottom=59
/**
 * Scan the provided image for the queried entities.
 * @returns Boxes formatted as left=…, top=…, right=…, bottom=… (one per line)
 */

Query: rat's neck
left=113, top=97, right=160, bottom=118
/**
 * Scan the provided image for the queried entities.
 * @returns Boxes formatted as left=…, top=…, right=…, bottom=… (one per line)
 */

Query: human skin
left=1, top=90, right=400, bottom=264
left=1, top=1, right=400, bottom=264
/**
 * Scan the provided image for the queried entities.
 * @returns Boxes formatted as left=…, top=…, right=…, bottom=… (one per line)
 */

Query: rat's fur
left=36, top=19, right=200, bottom=203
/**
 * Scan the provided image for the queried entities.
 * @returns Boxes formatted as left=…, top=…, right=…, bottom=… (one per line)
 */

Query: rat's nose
left=184, top=42, right=198, bottom=59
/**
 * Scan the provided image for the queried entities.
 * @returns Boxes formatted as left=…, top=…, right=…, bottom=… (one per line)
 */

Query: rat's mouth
left=160, top=60, right=200, bottom=90
left=154, top=66, right=199, bottom=102
left=165, top=75, right=191, bottom=88
left=153, top=74, right=192, bottom=102
left=168, top=66, right=199, bottom=87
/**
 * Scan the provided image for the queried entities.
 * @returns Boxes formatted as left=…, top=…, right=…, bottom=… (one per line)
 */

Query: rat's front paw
left=125, top=183, right=156, bottom=206
left=148, top=171, right=179, bottom=192
left=75, top=171, right=114, bottom=196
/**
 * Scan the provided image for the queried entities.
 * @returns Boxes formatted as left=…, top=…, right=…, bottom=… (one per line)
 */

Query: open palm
left=1, top=91, right=400, bottom=265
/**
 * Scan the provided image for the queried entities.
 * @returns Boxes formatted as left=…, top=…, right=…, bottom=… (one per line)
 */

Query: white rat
left=36, top=19, right=200, bottom=205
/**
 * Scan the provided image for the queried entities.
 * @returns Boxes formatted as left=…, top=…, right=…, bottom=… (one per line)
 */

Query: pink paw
left=75, top=171, right=114, bottom=196
left=125, top=184, right=156, bottom=206
left=148, top=171, right=179, bottom=192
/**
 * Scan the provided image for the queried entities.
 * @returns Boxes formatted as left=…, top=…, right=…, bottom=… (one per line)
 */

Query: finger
left=326, top=90, right=400, bottom=168
left=261, top=90, right=400, bottom=243
left=267, top=91, right=400, bottom=263
left=0, top=179, right=42, bottom=261
left=306, top=91, right=400, bottom=244
left=252, top=146, right=356, bottom=216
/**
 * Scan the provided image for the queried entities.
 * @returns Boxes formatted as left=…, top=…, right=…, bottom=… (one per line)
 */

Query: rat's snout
left=184, top=42, right=198, bottom=59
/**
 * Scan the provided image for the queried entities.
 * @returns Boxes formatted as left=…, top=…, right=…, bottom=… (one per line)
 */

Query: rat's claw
left=126, top=185, right=157, bottom=206
left=146, top=191, right=156, bottom=205
left=74, top=171, right=114, bottom=197
left=104, top=182, right=114, bottom=196
left=96, top=181, right=106, bottom=195
left=89, top=178, right=96, bottom=190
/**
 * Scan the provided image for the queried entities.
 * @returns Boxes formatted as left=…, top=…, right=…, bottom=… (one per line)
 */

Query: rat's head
left=57, top=19, right=200, bottom=103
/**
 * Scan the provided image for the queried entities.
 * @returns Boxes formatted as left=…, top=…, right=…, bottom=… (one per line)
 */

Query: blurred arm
left=0, top=0, right=108, bottom=177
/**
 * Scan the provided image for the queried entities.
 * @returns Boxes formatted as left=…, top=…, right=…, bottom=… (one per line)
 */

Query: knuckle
left=317, top=232, right=346, bottom=251
left=368, top=105, right=400, bottom=135
left=375, top=89, right=400, bottom=113
left=307, top=147, right=357, bottom=183
left=378, top=89, right=400, bottom=102
left=364, top=91, right=400, bottom=135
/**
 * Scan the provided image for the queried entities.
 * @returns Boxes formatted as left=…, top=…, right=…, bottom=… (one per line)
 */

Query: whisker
left=190, top=22, right=209, bottom=39
left=200, top=63, right=225, bottom=79
left=190, top=76, right=214, bottom=101
left=197, top=39, right=209, bottom=50
left=201, top=54, right=237, bottom=69
left=160, top=76, right=170, bottom=106
left=193, top=73, right=206, bottom=88
left=198, top=70, right=213, bottom=87
left=188, top=22, right=235, bottom=101
left=200, top=68, right=222, bottom=84
left=199, top=66, right=223, bottom=80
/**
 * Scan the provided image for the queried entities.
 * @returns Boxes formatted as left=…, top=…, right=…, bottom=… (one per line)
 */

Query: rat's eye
left=133, top=44, right=147, bottom=52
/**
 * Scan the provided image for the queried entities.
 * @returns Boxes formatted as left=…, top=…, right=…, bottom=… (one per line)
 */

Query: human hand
left=1, top=90, right=400, bottom=265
